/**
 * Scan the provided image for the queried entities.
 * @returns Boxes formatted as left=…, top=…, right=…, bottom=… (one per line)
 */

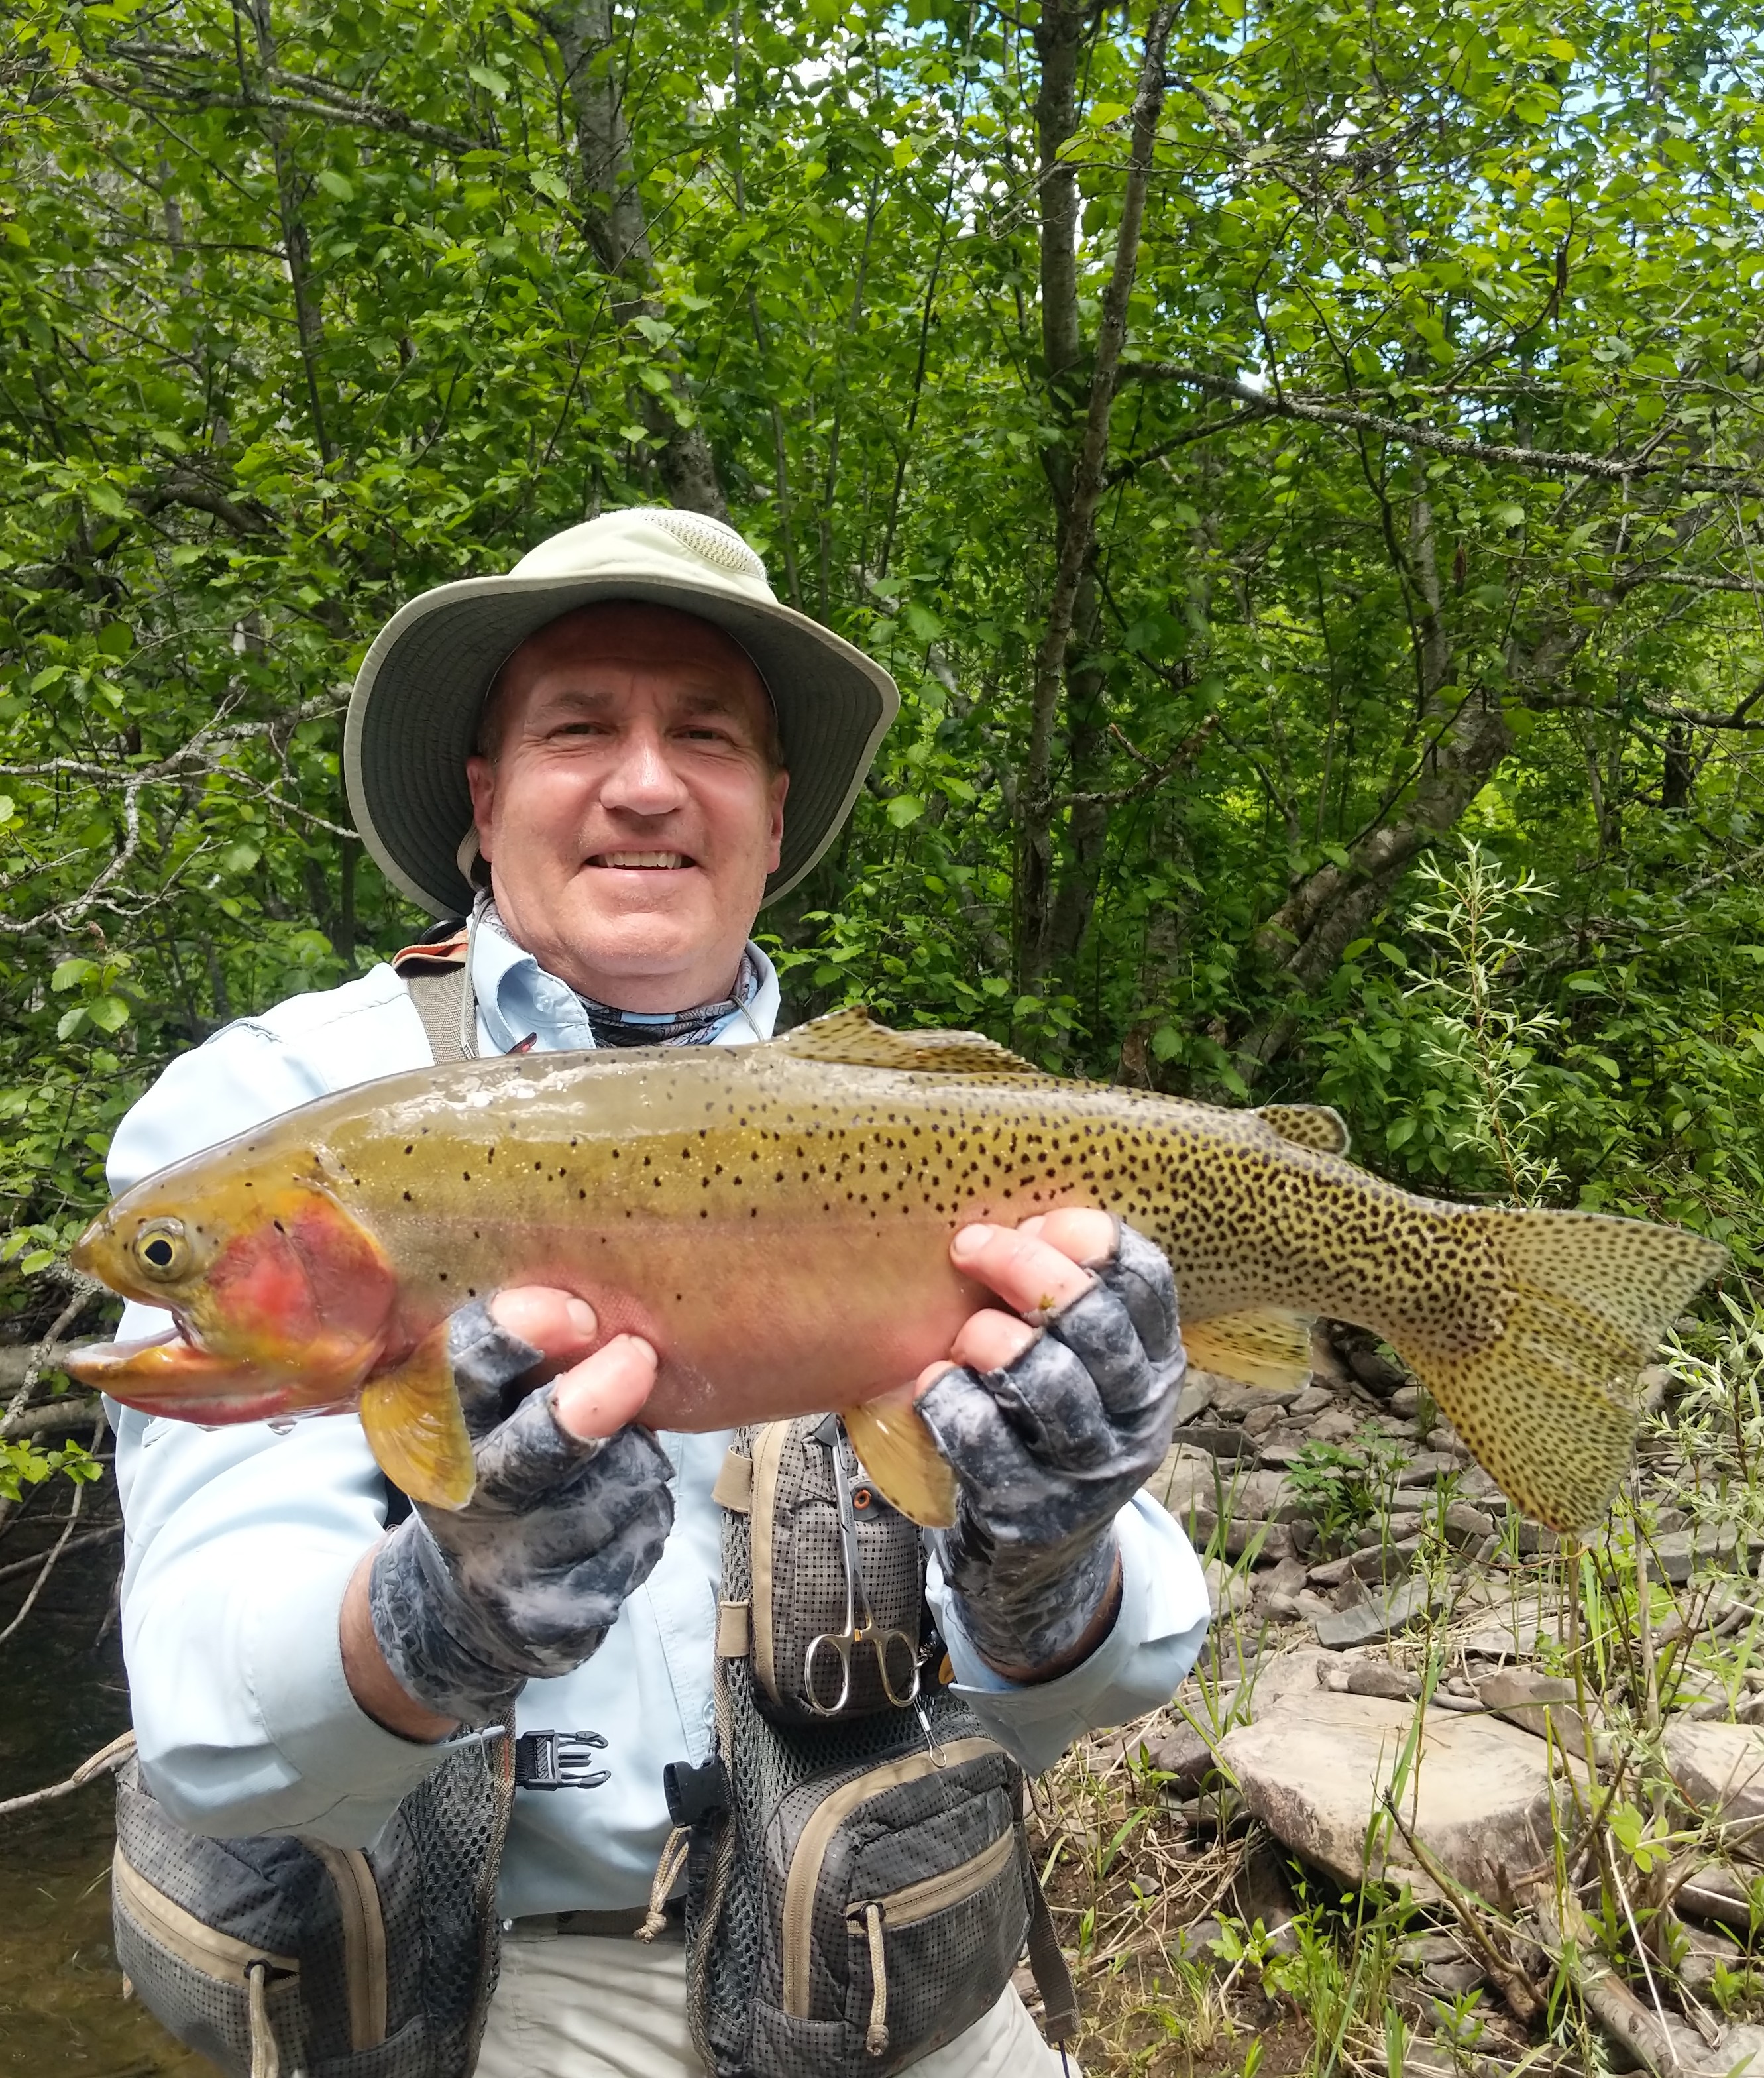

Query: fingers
left=488, top=1287, right=600, bottom=1377
left=950, top=1220, right=1101, bottom=1320
left=1017, top=1207, right=1119, bottom=1269
left=948, top=1307, right=1038, bottom=1375
left=550, top=1334, right=658, bottom=1441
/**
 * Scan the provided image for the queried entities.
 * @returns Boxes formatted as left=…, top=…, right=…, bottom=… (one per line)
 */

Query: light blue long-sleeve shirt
left=107, top=929, right=1211, bottom=1918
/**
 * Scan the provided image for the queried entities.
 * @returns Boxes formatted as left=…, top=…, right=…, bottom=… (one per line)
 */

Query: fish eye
left=133, top=1220, right=189, bottom=1279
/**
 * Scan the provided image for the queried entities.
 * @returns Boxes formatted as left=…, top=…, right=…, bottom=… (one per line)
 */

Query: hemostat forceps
left=803, top=1414, right=921, bottom=1715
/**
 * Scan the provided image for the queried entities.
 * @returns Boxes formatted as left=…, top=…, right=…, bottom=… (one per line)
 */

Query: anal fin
left=843, top=1395, right=958, bottom=1528
left=360, top=1323, right=476, bottom=1510
left=1182, top=1308, right=1314, bottom=1391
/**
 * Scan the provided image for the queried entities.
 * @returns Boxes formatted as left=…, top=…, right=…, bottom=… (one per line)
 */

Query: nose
left=600, top=721, right=689, bottom=817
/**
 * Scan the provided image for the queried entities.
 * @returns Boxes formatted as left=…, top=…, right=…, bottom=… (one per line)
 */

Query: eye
left=133, top=1219, right=189, bottom=1279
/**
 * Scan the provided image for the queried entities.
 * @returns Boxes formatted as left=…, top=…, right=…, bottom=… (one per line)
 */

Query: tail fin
left=1403, top=1210, right=1726, bottom=1532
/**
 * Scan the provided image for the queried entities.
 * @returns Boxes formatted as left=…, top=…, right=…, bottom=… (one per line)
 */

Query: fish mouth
left=64, top=1320, right=362, bottom=1425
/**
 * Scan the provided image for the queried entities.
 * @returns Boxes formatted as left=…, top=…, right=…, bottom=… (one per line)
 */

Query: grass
left=1028, top=1291, right=1764, bottom=2078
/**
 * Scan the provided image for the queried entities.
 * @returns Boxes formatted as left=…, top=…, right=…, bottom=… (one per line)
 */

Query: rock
left=1205, top=1558, right=1252, bottom=1619
left=1676, top=1922, right=1745, bottom=1996
left=1476, top=1669, right=1598, bottom=1761
left=1345, top=1343, right=1408, bottom=1396
left=1289, top=1385, right=1335, bottom=1418
left=1390, top=1450, right=1458, bottom=1486
left=1254, top=1432, right=1313, bottom=1468
left=1245, top=1647, right=1336, bottom=1707
left=1343, top=1536, right=1421, bottom=1585
left=1666, top=1721, right=1764, bottom=1837
left=1171, top=1916, right=1225, bottom=1967
left=1455, top=1591, right=1562, bottom=1660
left=1178, top=1424, right=1258, bottom=1462
left=1308, top=1555, right=1353, bottom=1587
left=1335, top=1572, right=1370, bottom=1611
left=1213, top=1515, right=1303, bottom=1562
left=1229, top=1835, right=1299, bottom=1948
left=1390, top=1385, right=1423, bottom=1419
left=1653, top=1525, right=1741, bottom=1584
left=1443, top=1501, right=1495, bottom=1547
left=1347, top=1662, right=1423, bottom=1702
left=1209, top=1376, right=1310, bottom=1417
left=1309, top=1407, right=1362, bottom=1446
left=1665, top=2019, right=1764, bottom=2077
left=1313, top=1576, right=1441, bottom=1649
left=1420, top=1953, right=1487, bottom=1999
left=1173, top=1376, right=1216, bottom=1426
left=1266, top=1592, right=1303, bottom=1621
left=1222, top=1688, right=1565, bottom=1902
left=1677, top=1863, right=1757, bottom=1930
left=1147, top=1719, right=1226, bottom=1795
left=1354, top=1513, right=1406, bottom=1548
left=1292, top=1589, right=1334, bottom=1624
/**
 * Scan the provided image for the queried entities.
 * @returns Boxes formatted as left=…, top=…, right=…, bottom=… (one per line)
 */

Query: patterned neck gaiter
left=575, top=947, right=763, bottom=1049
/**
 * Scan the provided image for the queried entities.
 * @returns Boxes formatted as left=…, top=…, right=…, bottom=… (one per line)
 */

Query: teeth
left=596, top=852, right=689, bottom=869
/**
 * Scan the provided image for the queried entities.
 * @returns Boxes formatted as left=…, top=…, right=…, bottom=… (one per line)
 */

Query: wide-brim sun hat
left=344, top=506, right=900, bottom=917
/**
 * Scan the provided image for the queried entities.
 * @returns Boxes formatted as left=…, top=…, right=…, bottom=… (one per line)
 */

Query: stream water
left=1, top=1529, right=204, bottom=2076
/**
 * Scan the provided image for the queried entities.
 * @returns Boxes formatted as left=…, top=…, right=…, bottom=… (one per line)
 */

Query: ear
left=465, top=754, right=499, bottom=864
left=765, top=767, right=789, bottom=874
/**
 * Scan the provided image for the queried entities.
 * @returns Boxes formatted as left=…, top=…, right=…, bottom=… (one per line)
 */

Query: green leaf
left=50, top=957, right=93, bottom=993
left=884, top=795, right=924, bottom=827
left=315, top=170, right=355, bottom=202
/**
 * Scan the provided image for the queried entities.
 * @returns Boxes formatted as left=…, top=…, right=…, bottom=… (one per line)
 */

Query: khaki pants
left=475, top=1928, right=1078, bottom=2077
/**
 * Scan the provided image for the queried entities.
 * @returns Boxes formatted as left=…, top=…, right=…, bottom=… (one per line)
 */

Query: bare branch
left=83, top=54, right=486, bottom=156
left=1122, top=363, right=1764, bottom=494
left=0, top=1411, right=105, bottom=1648
left=0, top=1729, right=135, bottom=1821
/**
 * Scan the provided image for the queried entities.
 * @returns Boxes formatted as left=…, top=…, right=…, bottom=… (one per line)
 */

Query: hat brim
left=344, top=571, right=899, bottom=918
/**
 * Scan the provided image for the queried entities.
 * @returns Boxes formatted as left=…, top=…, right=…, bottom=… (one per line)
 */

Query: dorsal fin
left=772, top=1006, right=1048, bottom=1079
left=1253, top=1103, right=1351, bottom=1156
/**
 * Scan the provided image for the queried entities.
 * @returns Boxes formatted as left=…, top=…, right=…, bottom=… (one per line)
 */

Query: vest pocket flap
left=844, top=1827, right=1018, bottom=1932
left=113, top=1846, right=301, bottom=1987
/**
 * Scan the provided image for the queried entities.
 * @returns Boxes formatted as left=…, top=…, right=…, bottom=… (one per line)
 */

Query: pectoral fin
left=359, top=1324, right=476, bottom=1511
left=1182, top=1308, right=1315, bottom=1391
left=844, top=1395, right=958, bottom=1528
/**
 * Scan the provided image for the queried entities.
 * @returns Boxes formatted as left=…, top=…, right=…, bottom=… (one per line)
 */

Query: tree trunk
left=243, top=0, right=331, bottom=463
left=1019, top=1, right=1176, bottom=994
left=1232, top=618, right=1592, bottom=1080
left=543, top=0, right=726, bottom=519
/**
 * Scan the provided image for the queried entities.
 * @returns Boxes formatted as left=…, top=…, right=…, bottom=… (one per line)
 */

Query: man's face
left=465, top=603, right=787, bottom=1011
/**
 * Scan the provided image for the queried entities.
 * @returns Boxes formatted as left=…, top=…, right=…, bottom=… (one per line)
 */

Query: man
left=107, top=507, right=1211, bottom=2076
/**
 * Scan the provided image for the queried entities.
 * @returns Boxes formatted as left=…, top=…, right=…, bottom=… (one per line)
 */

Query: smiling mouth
left=588, top=851, right=695, bottom=870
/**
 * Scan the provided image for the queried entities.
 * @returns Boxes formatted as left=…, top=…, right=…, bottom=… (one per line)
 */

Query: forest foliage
left=2, top=0, right=1763, bottom=1332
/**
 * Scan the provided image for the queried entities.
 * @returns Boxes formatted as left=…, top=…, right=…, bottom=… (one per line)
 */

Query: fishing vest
left=110, top=949, right=1077, bottom=2078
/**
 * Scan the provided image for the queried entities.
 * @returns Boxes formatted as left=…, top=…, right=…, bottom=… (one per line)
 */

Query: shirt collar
left=467, top=903, right=781, bottom=1057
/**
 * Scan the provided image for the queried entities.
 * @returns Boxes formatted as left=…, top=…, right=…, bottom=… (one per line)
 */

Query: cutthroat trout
left=66, top=1007, right=1723, bottom=1532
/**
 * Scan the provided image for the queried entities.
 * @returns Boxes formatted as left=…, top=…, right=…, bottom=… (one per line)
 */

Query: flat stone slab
left=1222, top=1690, right=1567, bottom=1902
left=1667, top=1720, right=1764, bottom=1837
left=1313, top=1576, right=1440, bottom=1648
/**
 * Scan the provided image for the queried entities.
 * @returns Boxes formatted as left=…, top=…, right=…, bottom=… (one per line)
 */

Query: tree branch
left=1122, top=364, right=1764, bottom=493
